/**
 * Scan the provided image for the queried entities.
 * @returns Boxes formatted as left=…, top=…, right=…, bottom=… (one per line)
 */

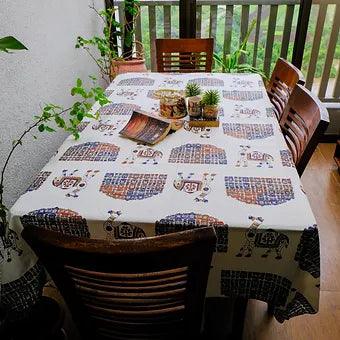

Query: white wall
left=0, top=0, right=105, bottom=207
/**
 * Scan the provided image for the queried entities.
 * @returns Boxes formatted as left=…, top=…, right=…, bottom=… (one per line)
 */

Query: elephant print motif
left=236, top=216, right=289, bottom=259
left=92, top=119, right=125, bottom=136
left=184, top=122, right=211, bottom=138
left=173, top=172, right=216, bottom=203
left=52, top=169, right=99, bottom=197
left=103, top=210, right=146, bottom=240
left=122, top=144, right=163, bottom=165
left=232, top=105, right=261, bottom=118
left=236, top=145, right=274, bottom=168
left=0, top=229, right=23, bottom=263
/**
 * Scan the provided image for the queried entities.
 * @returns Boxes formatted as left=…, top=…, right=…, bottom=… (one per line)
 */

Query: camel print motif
left=231, top=104, right=261, bottom=118
left=59, top=142, right=119, bottom=162
left=225, top=176, right=294, bottom=206
left=103, top=210, right=146, bottom=240
left=20, top=207, right=90, bottom=238
left=92, top=119, right=125, bottom=136
left=100, top=173, right=167, bottom=200
left=115, top=89, right=141, bottom=100
left=122, top=144, right=163, bottom=165
left=236, top=216, right=289, bottom=259
left=26, top=171, right=51, bottom=192
left=173, top=172, right=216, bottom=203
left=168, top=143, right=227, bottom=165
left=231, top=77, right=255, bottom=88
left=236, top=145, right=274, bottom=168
left=52, top=170, right=99, bottom=198
left=0, top=229, right=23, bottom=263
left=184, top=122, right=211, bottom=138
left=223, top=123, right=274, bottom=140
left=155, top=212, right=228, bottom=252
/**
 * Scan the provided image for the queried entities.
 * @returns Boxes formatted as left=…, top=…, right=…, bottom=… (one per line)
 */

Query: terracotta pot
left=202, top=105, right=219, bottom=120
left=111, top=58, right=147, bottom=77
left=187, top=95, right=202, bottom=118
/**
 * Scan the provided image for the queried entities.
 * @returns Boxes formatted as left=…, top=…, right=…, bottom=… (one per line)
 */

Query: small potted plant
left=201, top=90, right=220, bottom=120
left=185, top=83, right=202, bottom=119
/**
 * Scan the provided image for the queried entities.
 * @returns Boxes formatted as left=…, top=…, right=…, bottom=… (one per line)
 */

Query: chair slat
left=156, top=38, right=214, bottom=73
left=280, top=84, right=329, bottom=175
left=22, top=224, right=216, bottom=339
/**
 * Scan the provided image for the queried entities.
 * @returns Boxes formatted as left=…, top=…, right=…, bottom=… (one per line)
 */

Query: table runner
left=2, top=72, right=320, bottom=322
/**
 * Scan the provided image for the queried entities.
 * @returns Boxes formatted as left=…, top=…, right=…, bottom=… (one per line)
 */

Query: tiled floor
left=243, top=143, right=340, bottom=340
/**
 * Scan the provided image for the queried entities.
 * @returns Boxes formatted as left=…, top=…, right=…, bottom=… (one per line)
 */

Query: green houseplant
left=0, top=40, right=110, bottom=238
left=76, top=1, right=145, bottom=85
left=213, top=20, right=266, bottom=78
left=185, top=83, right=202, bottom=118
left=201, top=90, right=220, bottom=120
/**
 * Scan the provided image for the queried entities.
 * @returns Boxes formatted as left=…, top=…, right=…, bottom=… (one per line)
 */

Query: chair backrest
left=22, top=226, right=216, bottom=340
left=267, top=58, right=305, bottom=120
left=156, top=38, right=214, bottom=73
left=280, top=84, right=329, bottom=176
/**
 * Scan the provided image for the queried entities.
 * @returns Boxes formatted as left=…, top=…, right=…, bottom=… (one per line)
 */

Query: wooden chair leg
left=230, top=298, right=248, bottom=340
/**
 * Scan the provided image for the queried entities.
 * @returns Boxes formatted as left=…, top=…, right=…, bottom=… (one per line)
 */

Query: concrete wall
left=0, top=0, right=105, bottom=207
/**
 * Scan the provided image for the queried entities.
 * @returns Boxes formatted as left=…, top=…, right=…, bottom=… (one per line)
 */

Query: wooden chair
left=267, top=58, right=305, bottom=120
left=280, top=84, right=329, bottom=176
left=22, top=226, right=216, bottom=340
left=156, top=38, right=214, bottom=73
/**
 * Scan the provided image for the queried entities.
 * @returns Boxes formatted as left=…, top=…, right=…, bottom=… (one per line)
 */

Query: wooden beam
left=292, top=0, right=312, bottom=68
left=179, top=0, right=196, bottom=38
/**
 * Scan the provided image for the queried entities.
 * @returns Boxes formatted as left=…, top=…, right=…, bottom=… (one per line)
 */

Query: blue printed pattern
left=117, top=77, right=155, bottom=86
left=26, top=171, right=51, bottom=192
left=223, top=123, right=274, bottom=139
left=155, top=212, right=228, bottom=252
left=280, top=150, right=295, bottom=167
left=99, top=103, right=141, bottom=115
left=225, top=176, right=294, bottom=205
left=188, top=77, right=224, bottom=87
left=59, top=142, right=119, bottom=162
left=169, top=143, right=227, bottom=165
left=223, top=90, right=263, bottom=100
left=100, top=173, right=167, bottom=200
left=20, top=207, right=90, bottom=237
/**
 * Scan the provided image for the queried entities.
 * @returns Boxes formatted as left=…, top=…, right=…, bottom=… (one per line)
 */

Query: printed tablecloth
left=2, top=73, right=320, bottom=322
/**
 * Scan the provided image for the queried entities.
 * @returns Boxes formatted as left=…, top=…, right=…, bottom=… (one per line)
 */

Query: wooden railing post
left=292, top=0, right=312, bottom=68
left=180, top=0, right=197, bottom=38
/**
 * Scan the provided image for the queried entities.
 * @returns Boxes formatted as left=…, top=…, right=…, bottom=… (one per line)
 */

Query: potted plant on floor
left=76, top=1, right=146, bottom=85
left=201, top=90, right=220, bottom=121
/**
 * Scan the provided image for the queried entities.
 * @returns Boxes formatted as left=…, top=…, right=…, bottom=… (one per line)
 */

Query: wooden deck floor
left=243, top=143, right=340, bottom=340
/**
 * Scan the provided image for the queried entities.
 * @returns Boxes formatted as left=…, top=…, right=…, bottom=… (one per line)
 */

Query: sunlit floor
left=244, top=143, right=340, bottom=340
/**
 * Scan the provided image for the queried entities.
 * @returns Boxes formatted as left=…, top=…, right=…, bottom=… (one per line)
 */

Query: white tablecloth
left=2, top=73, right=320, bottom=322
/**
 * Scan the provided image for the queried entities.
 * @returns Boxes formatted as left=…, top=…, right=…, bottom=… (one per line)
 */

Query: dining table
left=1, top=72, right=320, bottom=324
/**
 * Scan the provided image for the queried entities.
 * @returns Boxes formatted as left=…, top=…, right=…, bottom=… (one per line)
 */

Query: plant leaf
left=0, top=36, right=27, bottom=53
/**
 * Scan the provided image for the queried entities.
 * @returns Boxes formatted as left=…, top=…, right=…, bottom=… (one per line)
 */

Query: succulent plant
left=201, top=90, right=220, bottom=106
left=185, top=83, right=202, bottom=97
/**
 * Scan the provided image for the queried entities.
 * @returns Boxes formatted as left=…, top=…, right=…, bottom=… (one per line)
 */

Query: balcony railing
left=115, top=0, right=340, bottom=103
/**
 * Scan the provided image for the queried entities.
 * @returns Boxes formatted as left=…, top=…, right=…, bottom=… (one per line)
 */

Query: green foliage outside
left=138, top=4, right=339, bottom=79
